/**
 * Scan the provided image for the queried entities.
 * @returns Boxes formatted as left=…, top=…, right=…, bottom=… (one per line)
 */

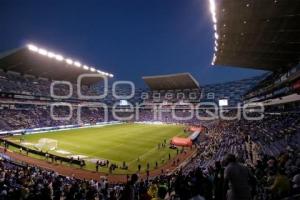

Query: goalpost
left=34, top=138, right=58, bottom=151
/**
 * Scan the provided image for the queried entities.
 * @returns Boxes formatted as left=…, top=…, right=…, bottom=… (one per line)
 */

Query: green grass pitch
left=8, top=123, right=186, bottom=174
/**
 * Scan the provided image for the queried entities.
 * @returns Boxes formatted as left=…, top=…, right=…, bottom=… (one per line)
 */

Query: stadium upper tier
left=201, top=75, right=263, bottom=106
left=210, top=0, right=300, bottom=71
left=243, top=64, right=300, bottom=103
left=0, top=44, right=113, bottom=84
left=0, top=68, right=262, bottom=106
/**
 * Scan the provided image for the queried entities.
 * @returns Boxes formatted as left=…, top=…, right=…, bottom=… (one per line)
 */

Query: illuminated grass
left=8, top=123, right=185, bottom=174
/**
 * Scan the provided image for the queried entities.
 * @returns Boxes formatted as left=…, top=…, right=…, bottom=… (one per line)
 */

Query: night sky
left=0, top=0, right=265, bottom=87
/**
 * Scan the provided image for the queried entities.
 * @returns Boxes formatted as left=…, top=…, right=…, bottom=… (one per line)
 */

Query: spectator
left=223, top=154, right=252, bottom=200
left=267, top=168, right=291, bottom=199
left=120, top=174, right=139, bottom=200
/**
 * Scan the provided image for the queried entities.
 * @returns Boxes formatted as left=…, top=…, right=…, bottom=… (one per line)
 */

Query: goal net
left=35, top=138, right=58, bottom=151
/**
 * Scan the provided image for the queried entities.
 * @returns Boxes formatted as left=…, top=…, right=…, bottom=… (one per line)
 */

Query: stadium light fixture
left=214, top=32, right=219, bottom=40
left=38, top=48, right=48, bottom=56
left=55, top=54, right=64, bottom=61
left=215, top=40, right=218, bottom=47
left=74, top=61, right=81, bottom=67
left=47, top=52, right=55, bottom=58
left=97, top=70, right=104, bottom=75
left=90, top=67, right=96, bottom=72
left=83, top=65, right=89, bottom=70
left=209, top=0, right=218, bottom=66
left=26, top=43, right=114, bottom=77
left=27, top=44, right=38, bottom=52
left=65, top=58, right=74, bottom=65
left=209, top=0, right=217, bottom=23
left=211, top=54, right=217, bottom=65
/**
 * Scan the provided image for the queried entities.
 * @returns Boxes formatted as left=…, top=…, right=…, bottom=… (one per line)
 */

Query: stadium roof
left=210, top=0, right=300, bottom=71
left=142, top=73, right=199, bottom=90
left=0, top=44, right=113, bottom=84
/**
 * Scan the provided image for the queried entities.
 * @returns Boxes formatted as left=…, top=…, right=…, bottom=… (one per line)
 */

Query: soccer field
left=8, top=123, right=186, bottom=173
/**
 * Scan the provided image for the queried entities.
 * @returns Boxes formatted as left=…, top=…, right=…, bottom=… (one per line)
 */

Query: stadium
left=0, top=0, right=300, bottom=200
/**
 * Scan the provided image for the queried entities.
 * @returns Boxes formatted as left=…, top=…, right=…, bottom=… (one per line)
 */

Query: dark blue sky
left=0, top=0, right=265, bottom=87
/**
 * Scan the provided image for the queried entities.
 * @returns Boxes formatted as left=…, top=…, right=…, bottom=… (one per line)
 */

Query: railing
left=0, top=138, right=84, bottom=166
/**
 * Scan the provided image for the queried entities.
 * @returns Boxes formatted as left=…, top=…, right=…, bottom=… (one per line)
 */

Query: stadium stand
left=201, top=75, right=265, bottom=106
left=0, top=68, right=299, bottom=199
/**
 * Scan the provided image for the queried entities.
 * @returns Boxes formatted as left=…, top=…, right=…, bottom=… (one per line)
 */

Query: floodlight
left=214, top=32, right=219, bottom=39
left=27, top=44, right=38, bottom=52
left=66, top=58, right=73, bottom=65
left=55, top=55, right=64, bottom=61
left=47, top=52, right=55, bottom=58
left=90, top=67, right=96, bottom=72
left=209, top=0, right=217, bottom=23
left=26, top=43, right=113, bottom=77
left=211, top=54, right=217, bottom=65
left=215, top=40, right=218, bottom=47
left=74, top=61, right=81, bottom=67
left=83, top=65, right=89, bottom=70
left=38, top=48, right=47, bottom=55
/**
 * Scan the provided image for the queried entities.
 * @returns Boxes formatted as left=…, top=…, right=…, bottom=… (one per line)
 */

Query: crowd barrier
left=0, top=138, right=83, bottom=166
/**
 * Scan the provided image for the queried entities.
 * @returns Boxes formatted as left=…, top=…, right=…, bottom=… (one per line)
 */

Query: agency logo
left=50, top=74, right=264, bottom=123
